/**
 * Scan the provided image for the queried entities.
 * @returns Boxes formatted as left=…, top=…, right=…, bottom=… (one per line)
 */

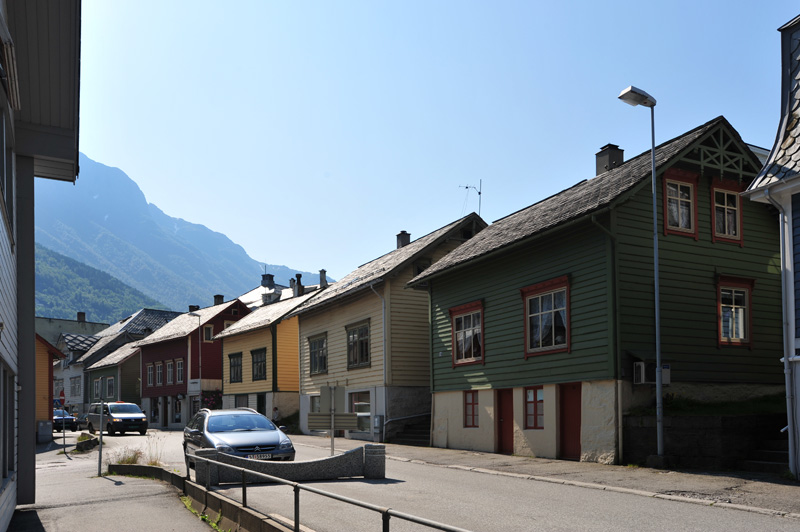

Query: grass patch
left=77, top=433, right=92, bottom=442
left=180, top=496, right=230, bottom=532
left=627, top=393, right=787, bottom=417
left=107, top=446, right=143, bottom=465
left=145, top=433, right=166, bottom=466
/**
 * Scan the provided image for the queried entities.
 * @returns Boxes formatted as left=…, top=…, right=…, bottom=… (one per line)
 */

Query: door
left=559, top=382, right=582, bottom=460
left=497, top=388, right=514, bottom=454
left=256, top=393, right=267, bottom=416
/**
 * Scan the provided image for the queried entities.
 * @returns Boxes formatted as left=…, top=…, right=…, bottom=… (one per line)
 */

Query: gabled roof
left=215, top=291, right=319, bottom=340
left=237, top=284, right=290, bottom=310
left=95, top=308, right=183, bottom=338
left=411, top=116, right=738, bottom=284
left=135, top=300, right=242, bottom=347
left=746, top=16, right=800, bottom=193
left=87, top=343, right=139, bottom=371
left=36, top=334, right=65, bottom=360
left=75, top=333, right=126, bottom=364
left=288, top=213, right=486, bottom=317
left=59, top=333, right=100, bottom=354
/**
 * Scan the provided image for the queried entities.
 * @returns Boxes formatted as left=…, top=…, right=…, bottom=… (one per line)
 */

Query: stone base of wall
left=623, top=413, right=786, bottom=469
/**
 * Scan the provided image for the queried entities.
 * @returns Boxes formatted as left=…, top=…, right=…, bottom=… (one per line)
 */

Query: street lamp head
left=618, top=85, right=657, bottom=108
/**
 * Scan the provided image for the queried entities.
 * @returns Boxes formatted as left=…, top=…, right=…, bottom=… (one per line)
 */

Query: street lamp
left=618, top=85, right=664, bottom=459
left=188, top=312, right=203, bottom=410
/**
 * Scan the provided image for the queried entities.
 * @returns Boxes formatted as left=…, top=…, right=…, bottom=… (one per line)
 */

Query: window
left=229, top=353, right=243, bottom=383
left=310, top=395, right=321, bottom=413
left=224, top=320, right=235, bottom=329
left=251, top=348, right=266, bottom=381
left=166, top=361, right=174, bottom=385
left=464, top=391, right=479, bottom=428
left=106, top=377, right=115, bottom=399
left=94, top=378, right=101, bottom=399
left=718, top=276, right=754, bottom=346
left=346, top=322, right=370, bottom=369
left=54, top=378, right=64, bottom=396
left=663, top=169, right=699, bottom=239
left=235, top=394, right=249, bottom=408
left=176, top=359, right=184, bottom=383
left=309, top=334, right=327, bottom=375
left=156, top=363, right=163, bottom=386
left=203, top=325, right=214, bottom=342
left=70, top=376, right=81, bottom=397
left=525, top=386, right=544, bottom=429
left=449, top=301, right=483, bottom=365
left=522, top=276, right=569, bottom=357
left=147, top=365, right=154, bottom=387
left=349, top=391, right=371, bottom=431
left=712, top=182, right=744, bottom=245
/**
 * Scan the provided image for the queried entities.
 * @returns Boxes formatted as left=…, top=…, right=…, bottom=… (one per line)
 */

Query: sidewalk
left=291, top=434, right=800, bottom=519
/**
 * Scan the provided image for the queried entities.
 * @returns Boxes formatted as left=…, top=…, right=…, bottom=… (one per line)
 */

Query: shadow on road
left=8, top=509, right=46, bottom=532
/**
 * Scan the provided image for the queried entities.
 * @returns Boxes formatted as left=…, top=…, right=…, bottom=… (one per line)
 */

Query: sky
left=79, top=1, right=799, bottom=280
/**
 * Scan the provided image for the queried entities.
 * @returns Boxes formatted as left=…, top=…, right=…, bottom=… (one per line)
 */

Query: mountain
left=35, top=153, right=322, bottom=312
left=35, top=243, right=167, bottom=323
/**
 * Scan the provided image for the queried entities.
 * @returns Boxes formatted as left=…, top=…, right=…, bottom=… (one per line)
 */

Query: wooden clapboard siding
left=276, top=316, right=300, bottom=392
left=388, top=264, right=432, bottom=387
left=0, top=207, right=16, bottom=375
left=431, top=222, right=613, bottom=392
left=299, top=290, right=384, bottom=393
left=614, top=169, right=783, bottom=384
left=120, top=354, right=141, bottom=404
left=222, top=329, right=271, bottom=395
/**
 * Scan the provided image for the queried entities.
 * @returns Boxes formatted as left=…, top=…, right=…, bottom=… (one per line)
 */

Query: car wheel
left=139, top=429, right=147, bottom=435
left=88, top=423, right=95, bottom=434
left=71, top=425, right=76, bottom=432
left=107, top=424, right=115, bottom=436
left=119, top=430, right=125, bottom=435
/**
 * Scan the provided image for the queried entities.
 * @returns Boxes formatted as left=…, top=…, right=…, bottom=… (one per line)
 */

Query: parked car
left=87, top=402, right=148, bottom=435
left=76, top=413, right=89, bottom=430
left=183, top=408, right=295, bottom=469
left=52, top=409, right=77, bottom=432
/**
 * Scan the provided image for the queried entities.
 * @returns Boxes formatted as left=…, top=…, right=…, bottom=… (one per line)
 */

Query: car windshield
left=108, top=404, right=143, bottom=415
left=207, top=414, right=276, bottom=433
left=54, top=410, right=69, bottom=417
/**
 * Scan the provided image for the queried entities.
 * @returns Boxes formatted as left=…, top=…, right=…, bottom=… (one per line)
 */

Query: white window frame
left=166, top=361, right=174, bottom=385
left=147, top=365, right=154, bottom=387
left=106, top=376, right=115, bottom=399
left=94, top=378, right=101, bottom=399
left=176, top=359, right=184, bottom=383
left=156, top=363, right=163, bottom=386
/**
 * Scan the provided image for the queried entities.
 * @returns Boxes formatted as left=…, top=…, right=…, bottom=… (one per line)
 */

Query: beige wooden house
left=288, top=214, right=486, bottom=442
left=216, top=287, right=321, bottom=419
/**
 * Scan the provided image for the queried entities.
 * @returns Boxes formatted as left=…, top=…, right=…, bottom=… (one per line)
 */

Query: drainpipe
left=763, top=188, right=797, bottom=477
left=369, top=282, right=388, bottom=443
left=591, top=214, right=623, bottom=463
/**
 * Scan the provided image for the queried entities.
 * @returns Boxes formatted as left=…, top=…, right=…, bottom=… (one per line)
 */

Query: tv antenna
left=460, top=179, right=482, bottom=216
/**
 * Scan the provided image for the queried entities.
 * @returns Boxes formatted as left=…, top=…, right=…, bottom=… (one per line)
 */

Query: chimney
left=261, top=273, right=275, bottom=290
left=294, top=273, right=304, bottom=297
left=319, top=269, right=328, bottom=288
left=188, top=305, right=200, bottom=312
left=595, top=144, right=624, bottom=176
left=214, top=294, right=224, bottom=305
left=77, top=312, right=86, bottom=323
left=262, top=293, right=270, bottom=306
left=397, top=230, right=411, bottom=248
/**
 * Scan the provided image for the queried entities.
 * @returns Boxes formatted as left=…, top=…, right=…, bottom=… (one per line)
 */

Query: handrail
left=189, top=453, right=473, bottom=532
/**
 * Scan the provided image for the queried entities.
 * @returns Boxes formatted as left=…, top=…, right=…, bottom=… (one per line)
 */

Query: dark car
left=183, top=408, right=295, bottom=468
left=53, top=409, right=77, bottom=432
left=87, top=402, right=148, bottom=435
left=76, top=413, right=89, bottom=430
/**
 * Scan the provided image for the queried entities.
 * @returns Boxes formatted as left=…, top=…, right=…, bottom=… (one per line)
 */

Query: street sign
left=59, top=389, right=65, bottom=406
left=308, top=412, right=359, bottom=431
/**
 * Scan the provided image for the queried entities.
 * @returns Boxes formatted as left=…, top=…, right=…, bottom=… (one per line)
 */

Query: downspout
left=763, top=188, right=797, bottom=477
left=369, top=281, right=388, bottom=443
left=591, top=214, right=623, bottom=463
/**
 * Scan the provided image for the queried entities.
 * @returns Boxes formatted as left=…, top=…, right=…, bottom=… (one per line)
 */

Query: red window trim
left=520, top=275, right=570, bottom=358
left=524, top=385, right=544, bottom=430
left=464, top=390, right=479, bottom=428
left=449, top=300, right=485, bottom=367
left=716, top=275, right=755, bottom=348
left=710, top=179, right=745, bottom=247
left=662, top=168, right=699, bottom=240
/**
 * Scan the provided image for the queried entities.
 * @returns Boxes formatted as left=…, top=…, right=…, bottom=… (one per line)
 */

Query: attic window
left=231, top=308, right=239, bottom=316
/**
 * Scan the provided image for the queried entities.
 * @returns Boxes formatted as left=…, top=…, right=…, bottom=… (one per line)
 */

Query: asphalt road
left=30, top=429, right=800, bottom=532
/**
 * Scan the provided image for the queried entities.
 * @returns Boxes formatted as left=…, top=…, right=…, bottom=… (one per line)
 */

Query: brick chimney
left=293, top=274, right=304, bottom=297
left=77, top=312, right=86, bottom=323
left=595, top=144, right=624, bottom=176
left=214, top=294, right=224, bottom=305
left=397, top=230, right=411, bottom=248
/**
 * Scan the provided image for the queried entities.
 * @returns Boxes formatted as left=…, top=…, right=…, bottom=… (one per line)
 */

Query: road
left=37, top=429, right=800, bottom=532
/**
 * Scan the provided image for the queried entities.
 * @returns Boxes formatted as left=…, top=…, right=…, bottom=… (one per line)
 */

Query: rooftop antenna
left=459, top=179, right=482, bottom=216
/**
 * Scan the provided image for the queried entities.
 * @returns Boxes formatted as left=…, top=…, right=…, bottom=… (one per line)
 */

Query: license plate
left=247, top=453, right=271, bottom=460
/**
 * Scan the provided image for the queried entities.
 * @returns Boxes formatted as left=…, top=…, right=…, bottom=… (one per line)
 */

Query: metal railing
left=189, top=453, right=472, bottom=532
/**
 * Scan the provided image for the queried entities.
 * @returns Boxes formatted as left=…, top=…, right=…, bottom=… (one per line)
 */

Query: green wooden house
left=409, top=116, right=783, bottom=464
left=85, top=343, right=141, bottom=404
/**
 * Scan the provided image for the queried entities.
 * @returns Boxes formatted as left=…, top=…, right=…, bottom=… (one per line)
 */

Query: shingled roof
left=87, top=342, right=139, bottom=370
left=75, top=334, right=124, bottom=364
left=135, top=300, right=239, bottom=347
left=59, top=333, right=100, bottom=354
left=411, top=116, right=730, bottom=285
left=288, top=213, right=486, bottom=317
left=746, top=15, right=800, bottom=192
left=95, top=308, right=183, bottom=338
left=215, top=291, right=318, bottom=340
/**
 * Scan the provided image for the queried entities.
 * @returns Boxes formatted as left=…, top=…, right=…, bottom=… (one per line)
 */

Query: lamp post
left=188, top=312, right=203, bottom=410
left=618, top=85, right=663, bottom=458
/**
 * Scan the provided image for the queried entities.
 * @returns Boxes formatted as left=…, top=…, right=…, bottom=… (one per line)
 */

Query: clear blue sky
left=79, top=1, right=798, bottom=280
